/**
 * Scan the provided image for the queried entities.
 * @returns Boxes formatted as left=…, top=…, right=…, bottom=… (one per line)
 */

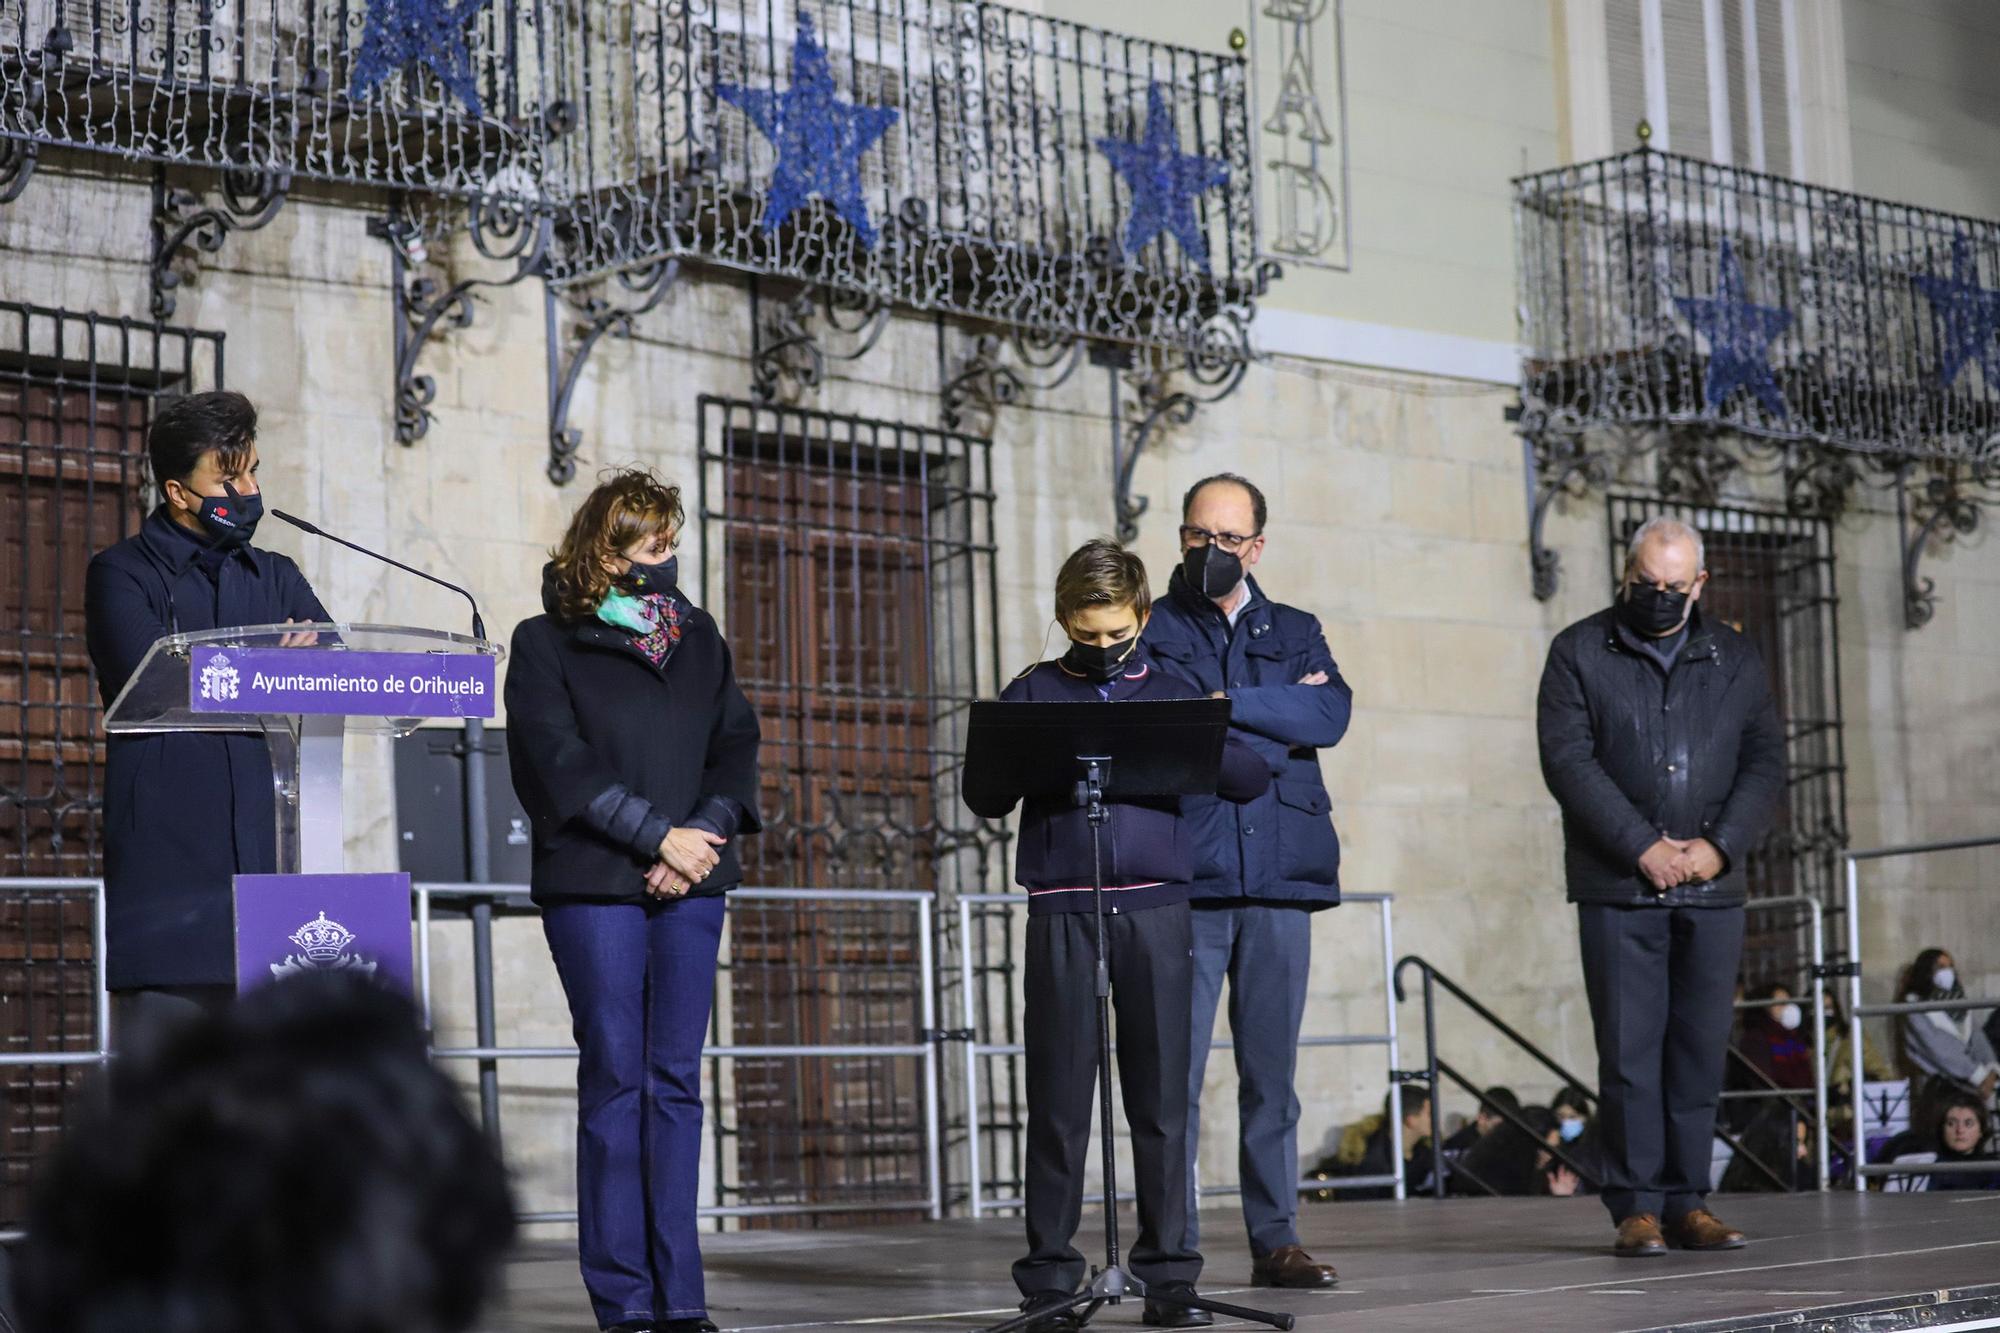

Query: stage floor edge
left=488, top=1192, right=2000, bottom=1333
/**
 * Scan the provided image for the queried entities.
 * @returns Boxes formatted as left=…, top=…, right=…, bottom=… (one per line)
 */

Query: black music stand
left=964, top=698, right=1293, bottom=1333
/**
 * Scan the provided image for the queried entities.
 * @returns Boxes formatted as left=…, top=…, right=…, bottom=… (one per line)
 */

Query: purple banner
left=190, top=647, right=495, bottom=718
left=234, top=873, right=414, bottom=996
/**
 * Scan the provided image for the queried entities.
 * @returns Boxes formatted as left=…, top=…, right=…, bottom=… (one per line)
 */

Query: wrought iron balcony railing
left=0, top=0, right=1266, bottom=353
left=1516, top=149, right=2000, bottom=460
left=1514, top=149, right=2000, bottom=619
left=543, top=2, right=1264, bottom=351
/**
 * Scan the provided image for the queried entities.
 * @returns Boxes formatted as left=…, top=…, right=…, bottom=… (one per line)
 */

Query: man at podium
left=84, top=391, right=329, bottom=1027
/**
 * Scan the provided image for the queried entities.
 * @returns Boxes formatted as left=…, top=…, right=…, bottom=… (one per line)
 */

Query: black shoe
left=606, top=1323, right=656, bottom=1333
left=1018, top=1289, right=1083, bottom=1333
left=661, top=1322, right=719, bottom=1333
left=1142, top=1282, right=1213, bottom=1329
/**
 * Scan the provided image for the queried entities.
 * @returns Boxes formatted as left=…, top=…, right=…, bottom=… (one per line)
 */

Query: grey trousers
left=1185, top=902, right=1313, bottom=1257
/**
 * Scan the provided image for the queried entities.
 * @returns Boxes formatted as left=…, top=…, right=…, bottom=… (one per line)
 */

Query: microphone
left=272, top=509, right=487, bottom=641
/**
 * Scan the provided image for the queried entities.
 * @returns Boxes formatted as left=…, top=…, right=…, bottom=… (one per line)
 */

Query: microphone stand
left=980, top=756, right=1293, bottom=1333
left=271, top=506, right=501, bottom=1137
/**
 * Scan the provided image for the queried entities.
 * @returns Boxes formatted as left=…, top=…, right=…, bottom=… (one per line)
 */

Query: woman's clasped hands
left=646, top=826, right=729, bottom=899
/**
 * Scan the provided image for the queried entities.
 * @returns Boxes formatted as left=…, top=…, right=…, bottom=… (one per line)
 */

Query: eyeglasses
left=1179, top=525, right=1260, bottom=554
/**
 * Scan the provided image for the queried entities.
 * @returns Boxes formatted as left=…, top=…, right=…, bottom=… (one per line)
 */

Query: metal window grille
left=0, top=302, right=224, bottom=1226
left=1608, top=494, right=1847, bottom=985
left=696, top=395, right=1008, bottom=1224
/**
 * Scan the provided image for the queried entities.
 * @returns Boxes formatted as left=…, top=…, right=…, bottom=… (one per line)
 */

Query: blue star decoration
left=716, top=14, right=901, bottom=249
left=1095, top=82, right=1230, bottom=271
left=1673, top=240, right=1793, bottom=417
left=349, top=0, right=491, bottom=118
left=1911, top=233, right=2000, bottom=390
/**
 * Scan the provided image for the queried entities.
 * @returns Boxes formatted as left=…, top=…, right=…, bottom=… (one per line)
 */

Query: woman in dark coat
left=505, top=468, right=760, bottom=1333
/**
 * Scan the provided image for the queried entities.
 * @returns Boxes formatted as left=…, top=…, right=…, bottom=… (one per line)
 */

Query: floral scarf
left=596, top=587, right=683, bottom=669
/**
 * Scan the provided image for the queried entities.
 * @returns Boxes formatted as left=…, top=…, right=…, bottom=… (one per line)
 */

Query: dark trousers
left=543, top=894, right=725, bottom=1330
left=1185, top=903, right=1312, bottom=1255
left=1015, top=902, right=1201, bottom=1297
left=110, top=984, right=234, bottom=1053
left=1577, top=903, right=1744, bottom=1224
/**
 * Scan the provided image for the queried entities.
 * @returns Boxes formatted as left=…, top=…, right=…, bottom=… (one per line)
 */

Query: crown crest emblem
left=289, top=911, right=355, bottom=963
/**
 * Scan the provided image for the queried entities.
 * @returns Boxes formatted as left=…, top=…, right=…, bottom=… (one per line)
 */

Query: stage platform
left=488, top=1192, right=2000, bottom=1333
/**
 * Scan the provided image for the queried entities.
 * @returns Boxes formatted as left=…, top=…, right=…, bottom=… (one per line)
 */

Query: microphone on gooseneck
left=271, top=509, right=487, bottom=641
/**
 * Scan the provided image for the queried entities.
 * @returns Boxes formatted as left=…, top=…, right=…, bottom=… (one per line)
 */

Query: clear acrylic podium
left=103, top=623, right=503, bottom=874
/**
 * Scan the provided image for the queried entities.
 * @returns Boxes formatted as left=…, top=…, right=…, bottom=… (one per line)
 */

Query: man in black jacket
left=85, top=392, right=329, bottom=1026
left=1537, top=516, right=1784, bottom=1258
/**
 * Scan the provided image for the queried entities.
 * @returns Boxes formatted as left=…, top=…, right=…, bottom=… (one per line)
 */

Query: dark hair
left=1520, top=1104, right=1560, bottom=1141
left=548, top=467, right=685, bottom=622
left=1551, top=1085, right=1592, bottom=1120
left=1935, top=1090, right=1990, bottom=1153
left=1180, top=473, right=1268, bottom=534
left=18, top=973, right=516, bottom=1333
left=1388, top=1083, right=1432, bottom=1120
left=1894, top=947, right=1954, bottom=1077
left=1748, top=980, right=1793, bottom=1003
left=1477, top=1086, right=1521, bottom=1118
left=149, top=390, right=258, bottom=498
left=1054, top=538, right=1151, bottom=626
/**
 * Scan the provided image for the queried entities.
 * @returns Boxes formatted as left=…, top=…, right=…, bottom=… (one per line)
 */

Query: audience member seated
left=1896, top=948, right=1997, bottom=1119
left=1736, top=983, right=1814, bottom=1090
left=16, top=973, right=517, bottom=1333
left=1720, top=1104, right=1817, bottom=1192
left=1441, top=1086, right=1520, bottom=1154
left=1451, top=1105, right=1561, bottom=1198
left=1321, top=1085, right=1436, bottom=1199
left=1877, top=1091, right=2000, bottom=1192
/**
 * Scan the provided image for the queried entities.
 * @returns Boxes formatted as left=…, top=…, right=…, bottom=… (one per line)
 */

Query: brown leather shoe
left=1666, top=1208, right=1747, bottom=1251
left=1614, top=1213, right=1667, bottom=1258
left=1251, top=1245, right=1338, bottom=1288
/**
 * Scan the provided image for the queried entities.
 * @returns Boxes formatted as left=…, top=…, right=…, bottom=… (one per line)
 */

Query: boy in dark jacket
left=965, top=540, right=1268, bottom=1333
left=85, top=392, right=330, bottom=1018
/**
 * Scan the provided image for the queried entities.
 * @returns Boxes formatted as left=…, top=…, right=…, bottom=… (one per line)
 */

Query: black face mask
left=1619, top=582, right=1691, bottom=637
left=1063, top=636, right=1138, bottom=684
left=1181, top=544, right=1243, bottom=600
left=617, top=553, right=678, bottom=597
left=192, top=483, right=261, bottom=548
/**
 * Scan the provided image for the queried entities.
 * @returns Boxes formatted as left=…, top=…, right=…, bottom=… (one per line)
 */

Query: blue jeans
left=1185, top=903, right=1313, bottom=1256
left=543, top=893, right=726, bottom=1329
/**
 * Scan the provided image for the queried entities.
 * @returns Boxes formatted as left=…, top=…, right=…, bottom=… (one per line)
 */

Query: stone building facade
left=2, top=0, right=1997, bottom=1225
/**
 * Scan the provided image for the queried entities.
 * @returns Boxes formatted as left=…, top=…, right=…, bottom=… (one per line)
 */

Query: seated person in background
left=1895, top=949, right=1997, bottom=1118
left=965, top=539, right=1270, bottom=1333
left=1452, top=1105, right=1561, bottom=1198
left=1548, top=1085, right=1604, bottom=1194
left=1720, top=1106, right=1817, bottom=1193
left=1327, top=1085, right=1435, bottom=1199
left=1442, top=1085, right=1521, bottom=1154
left=1878, top=1091, right=2000, bottom=1193
left=16, top=973, right=516, bottom=1333
left=1736, top=983, right=1814, bottom=1089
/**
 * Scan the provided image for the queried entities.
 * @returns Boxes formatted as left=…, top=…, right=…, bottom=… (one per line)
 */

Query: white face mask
left=1935, top=967, right=1958, bottom=993
left=1776, top=1003, right=1802, bottom=1031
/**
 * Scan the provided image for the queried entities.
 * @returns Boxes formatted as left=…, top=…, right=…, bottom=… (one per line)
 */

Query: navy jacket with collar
left=85, top=507, right=331, bottom=990
left=962, top=649, right=1270, bottom=915
left=1140, top=570, right=1352, bottom=908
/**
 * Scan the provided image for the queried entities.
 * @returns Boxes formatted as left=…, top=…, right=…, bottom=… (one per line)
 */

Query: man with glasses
left=1141, top=474, right=1352, bottom=1294
left=1536, top=516, right=1784, bottom=1258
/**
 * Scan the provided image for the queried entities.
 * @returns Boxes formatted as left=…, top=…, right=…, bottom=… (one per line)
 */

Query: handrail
left=957, top=891, right=1405, bottom=1214
left=1841, top=835, right=2000, bottom=1188
left=0, top=879, right=110, bottom=1070
left=1397, top=893, right=1830, bottom=1198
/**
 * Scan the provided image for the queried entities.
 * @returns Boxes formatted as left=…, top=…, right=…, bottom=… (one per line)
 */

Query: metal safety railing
left=1397, top=894, right=1830, bottom=1198
left=956, top=892, right=1404, bottom=1215
left=1842, top=835, right=2000, bottom=1190
left=416, top=882, right=943, bottom=1224
left=0, top=879, right=109, bottom=1071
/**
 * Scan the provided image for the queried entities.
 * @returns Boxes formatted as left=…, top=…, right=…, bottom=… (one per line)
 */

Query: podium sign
left=235, top=872, right=415, bottom=995
left=191, top=647, right=495, bottom=719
